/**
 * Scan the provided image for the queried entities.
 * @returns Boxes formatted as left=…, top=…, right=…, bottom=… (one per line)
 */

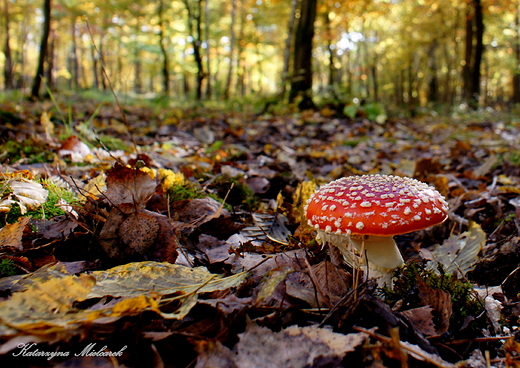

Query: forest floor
left=0, top=95, right=519, bottom=367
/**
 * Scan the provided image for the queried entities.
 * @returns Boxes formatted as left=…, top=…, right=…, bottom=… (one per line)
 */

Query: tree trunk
left=279, top=0, right=298, bottom=99
left=158, top=0, right=170, bottom=95
left=91, top=43, right=100, bottom=90
left=471, top=0, right=484, bottom=107
left=324, top=10, right=336, bottom=93
left=427, top=39, right=439, bottom=103
left=204, top=0, right=212, bottom=98
left=45, top=30, right=55, bottom=91
left=69, top=18, right=79, bottom=90
left=183, top=0, right=205, bottom=100
left=463, top=0, right=484, bottom=108
left=224, top=0, right=237, bottom=99
left=3, top=0, right=14, bottom=89
left=288, top=0, right=317, bottom=106
left=513, top=7, right=520, bottom=103
left=30, top=0, right=52, bottom=99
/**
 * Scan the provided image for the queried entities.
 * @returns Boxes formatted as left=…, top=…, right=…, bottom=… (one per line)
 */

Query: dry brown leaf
left=417, top=279, right=452, bottom=335
left=400, top=306, right=437, bottom=337
left=195, top=323, right=369, bottom=368
left=0, top=217, right=30, bottom=251
left=103, top=163, right=157, bottom=213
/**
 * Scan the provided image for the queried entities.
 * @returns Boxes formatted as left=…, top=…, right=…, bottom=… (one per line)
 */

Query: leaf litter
left=0, top=101, right=519, bottom=367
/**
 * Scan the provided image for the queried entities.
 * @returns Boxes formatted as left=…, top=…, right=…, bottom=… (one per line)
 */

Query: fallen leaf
left=103, top=163, right=157, bottom=213
left=87, top=261, right=248, bottom=299
left=0, top=179, right=48, bottom=214
left=0, top=217, right=30, bottom=251
left=400, top=306, right=437, bottom=337
left=430, top=221, right=486, bottom=275
left=195, top=323, right=369, bottom=368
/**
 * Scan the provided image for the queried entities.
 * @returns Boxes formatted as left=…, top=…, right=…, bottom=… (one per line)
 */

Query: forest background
left=1, top=0, right=518, bottom=111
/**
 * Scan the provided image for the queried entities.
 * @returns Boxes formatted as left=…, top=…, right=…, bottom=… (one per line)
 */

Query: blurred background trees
left=1, top=0, right=520, bottom=109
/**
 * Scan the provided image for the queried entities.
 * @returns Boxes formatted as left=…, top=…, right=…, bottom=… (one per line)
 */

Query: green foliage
left=0, top=258, right=17, bottom=277
left=343, top=102, right=387, bottom=123
left=384, top=261, right=483, bottom=330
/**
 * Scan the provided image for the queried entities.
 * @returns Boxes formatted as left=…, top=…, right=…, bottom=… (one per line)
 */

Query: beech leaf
left=87, top=261, right=248, bottom=299
left=430, top=221, right=486, bottom=275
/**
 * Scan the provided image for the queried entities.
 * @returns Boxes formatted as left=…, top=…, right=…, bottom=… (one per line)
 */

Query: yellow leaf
left=87, top=261, right=248, bottom=299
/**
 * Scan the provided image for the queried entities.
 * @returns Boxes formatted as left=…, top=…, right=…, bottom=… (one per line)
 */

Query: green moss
left=0, top=258, right=17, bottom=277
left=3, top=179, right=77, bottom=225
left=165, top=182, right=206, bottom=202
left=209, top=175, right=261, bottom=211
left=383, top=261, right=483, bottom=331
left=0, top=139, right=55, bottom=164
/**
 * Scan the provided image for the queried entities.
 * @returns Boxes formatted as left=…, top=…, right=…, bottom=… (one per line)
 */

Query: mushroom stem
left=315, top=231, right=404, bottom=286
left=348, top=235, right=404, bottom=287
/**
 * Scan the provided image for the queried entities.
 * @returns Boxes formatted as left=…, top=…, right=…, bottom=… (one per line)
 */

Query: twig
left=353, top=326, right=457, bottom=368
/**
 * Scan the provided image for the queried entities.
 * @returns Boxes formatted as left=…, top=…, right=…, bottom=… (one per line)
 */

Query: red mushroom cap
left=306, top=174, right=449, bottom=237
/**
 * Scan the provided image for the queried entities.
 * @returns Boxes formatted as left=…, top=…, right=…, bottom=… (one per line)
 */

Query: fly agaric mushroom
left=305, top=174, right=449, bottom=286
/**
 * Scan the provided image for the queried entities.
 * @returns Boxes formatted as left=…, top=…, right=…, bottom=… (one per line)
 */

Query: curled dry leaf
left=0, top=179, right=48, bottom=214
left=103, top=163, right=157, bottom=213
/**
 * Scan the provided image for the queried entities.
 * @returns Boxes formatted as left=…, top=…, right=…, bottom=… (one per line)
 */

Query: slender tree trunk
left=463, top=2, right=473, bottom=102
left=513, top=7, right=520, bottom=103
left=3, top=0, right=14, bottom=89
left=183, top=0, right=205, bottom=100
left=30, top=0, right=52, bottom=99
left=471, top=0, right=484, bottom=106
left=90, top=44, right=100, bottom=90
left=463, top=0, right=484, bottom=108
left=158, top=0, right=170, bottom=95
left=224, top=0, right=237, bottom=99
left=69, top=18, right=79, bottom=90
left=45, top=30, right=55, bottom=91
left=278, top=0, right=297, bottom=100
left=134, top=48, right=142, bottom=94
left=288, top=0, right=317, bottom=106
left=98, top=35, right=107, bottom=91
left=324, top=10, right=336, bottom=92
left=204, top=0, right=212, bottom=98
left=428, top=39, right=439, bottom=103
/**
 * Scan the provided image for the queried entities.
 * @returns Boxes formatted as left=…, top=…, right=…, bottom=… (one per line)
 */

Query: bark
left=427, top=39, right=439, bottom=103
left=183, top=0, right=205, bottom=100
left=158, top=0, right=170, bottom=95
left=3, top=0, right=13, bottom=89
left=204, top=0, right=211, bottom=98
left=463, top=0, right=484, bottom=108
left=90, top=44, right=100, bottom=90
left=69, top=18, right=79, bottom=90
left=288, top=0, right=317, bottom=105
left=471, top=0, right=484, bottom=106
left=30, top=0, right=52, bottom=99
left=279, top=0, right=298, bottom=99
left=224, top=0, right=237, bottom=99
left=514, top=8, right=520, bottom=103
left=45, top=30, right=55, bottom=91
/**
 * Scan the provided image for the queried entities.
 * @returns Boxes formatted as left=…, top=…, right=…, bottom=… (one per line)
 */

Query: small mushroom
left=305, top=174, right=449, bottom=286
